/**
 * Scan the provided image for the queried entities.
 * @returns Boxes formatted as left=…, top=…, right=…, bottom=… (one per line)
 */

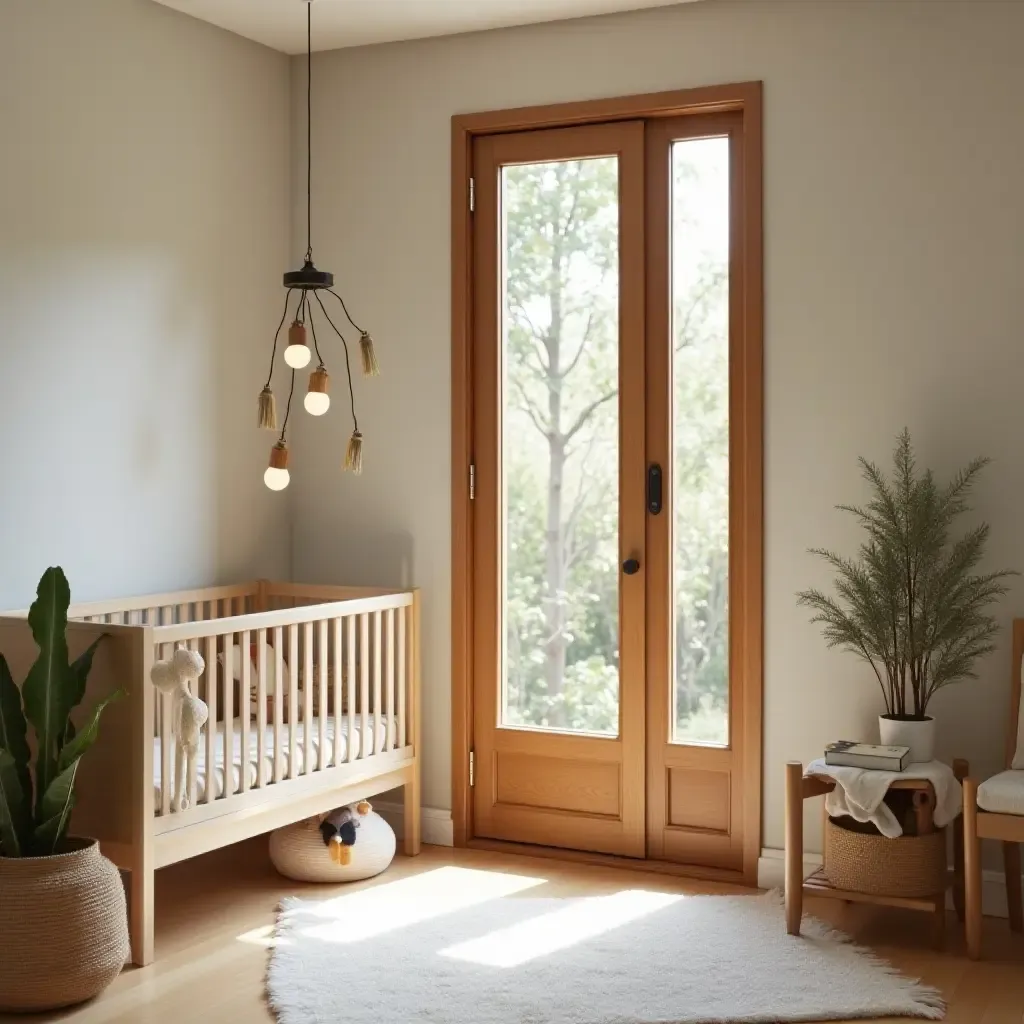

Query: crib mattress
left=154, top=714, right=392, bottom=808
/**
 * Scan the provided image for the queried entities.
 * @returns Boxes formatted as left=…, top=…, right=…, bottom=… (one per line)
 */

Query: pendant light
left=258, top=0, right=378, bottom=490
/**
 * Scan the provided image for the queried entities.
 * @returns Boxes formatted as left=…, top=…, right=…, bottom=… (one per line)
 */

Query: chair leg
left=964, top=779, right=983, bottom=960
left=1003, top=841, right=1023, bottom=934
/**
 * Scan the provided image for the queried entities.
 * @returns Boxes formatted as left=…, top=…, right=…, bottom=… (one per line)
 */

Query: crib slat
left=240, top=629, right=251, bottom=795
left=187, top=639, right=200, bottom=809
left=274, top=626, right=284, bottom=783
left=332, top=617, right=343, bottom=768
left=346, top=616, right=356, bottom=763
left=288, top=623, right=299, bottom=778
left=303, top=621, right=314, bottom=774
left=256, top=628, right=268, bottom=788
left=360, top=614, right=370, bottom=759
left=385, top=609, right=395, bottom=752
left=177, top=603, right=188, bottom=627
left=223, top=630, right=234, bottom=797
left=398, top=607, right=407, bottom=749
left=318, top=620, right=328, bottom=770
left=159, top=641, right=173, bottom=816
left=204, top=635, right=217, bottom=803
left=372, top=611, right=382, bottom=755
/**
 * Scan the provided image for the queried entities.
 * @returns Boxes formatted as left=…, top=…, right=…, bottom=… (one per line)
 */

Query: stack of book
left=824, top=741, right=910, bottom=771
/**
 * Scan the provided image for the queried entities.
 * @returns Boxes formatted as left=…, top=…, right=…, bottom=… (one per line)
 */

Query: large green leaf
left=0, top=655, right=31, bottom=802
left=21, top=567, right=73, bottom=815
left=67, top=635, right=105, bottom=713
left=58, top=690, right=123, bottom=772
left=0, top=747, right=30, bottom=857
left=31, top=759, right=79, bottom=856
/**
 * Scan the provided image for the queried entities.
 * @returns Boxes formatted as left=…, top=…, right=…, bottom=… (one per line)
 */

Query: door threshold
left=466, top=837, right=752, bottom=888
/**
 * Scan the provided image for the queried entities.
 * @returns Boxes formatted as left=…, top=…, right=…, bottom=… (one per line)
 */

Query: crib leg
left=130, top=862, right=154, bottom=966
left=403, top=764, right=421, bottom=856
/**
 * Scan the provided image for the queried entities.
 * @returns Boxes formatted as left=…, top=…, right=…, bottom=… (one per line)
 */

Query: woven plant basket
left=0, top=838, right=129, bottom=1012
left=823, top=816, right=946, bottom=898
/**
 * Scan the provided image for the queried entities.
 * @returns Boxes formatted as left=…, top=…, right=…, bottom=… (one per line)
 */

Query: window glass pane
left=672, top=137, right=730, bottom=746
left=501, top=157, right=620, bottom=737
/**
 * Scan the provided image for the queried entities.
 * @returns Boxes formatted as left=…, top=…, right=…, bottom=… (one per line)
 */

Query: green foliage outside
left=502, top=142, right=730, bottom=742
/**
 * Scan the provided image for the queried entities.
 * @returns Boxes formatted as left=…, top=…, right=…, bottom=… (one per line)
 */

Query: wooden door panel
left=471, top=120, right=647, bottom=859
left=644, top=113, right=757, bottom=875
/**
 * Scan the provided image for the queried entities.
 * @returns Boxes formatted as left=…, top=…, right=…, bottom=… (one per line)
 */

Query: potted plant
left=0, top=567, right=127, bottom=1012
left=798, top=430, right=1015, bottom=762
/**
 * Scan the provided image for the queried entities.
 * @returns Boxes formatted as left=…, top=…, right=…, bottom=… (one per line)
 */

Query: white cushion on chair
left=1013, top=659, right=1024, bottom=769
left=977, top=770, right=1024, bottom=815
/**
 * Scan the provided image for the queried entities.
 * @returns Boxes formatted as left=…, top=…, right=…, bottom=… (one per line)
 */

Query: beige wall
left=0, top=0, right=292, bottom=609
left=292, top=0, right=1024, bottom=850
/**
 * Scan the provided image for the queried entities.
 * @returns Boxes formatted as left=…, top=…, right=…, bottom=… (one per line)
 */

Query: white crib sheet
left=154, top=714, right=393, bottom=808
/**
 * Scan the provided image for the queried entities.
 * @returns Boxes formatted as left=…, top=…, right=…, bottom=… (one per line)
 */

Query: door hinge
left=469, top=462, right=476, bottom=500
left=469, top=751, right=475, bottom=787
left=469, top=177, right=475, bottom=213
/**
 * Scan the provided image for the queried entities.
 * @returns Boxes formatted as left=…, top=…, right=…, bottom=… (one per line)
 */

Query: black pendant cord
left=279, top=369, right=296, bottom=443
left=314, top=292, right=358, bottom=431
left=265, top=288, right=295, bottom=389
left=326, top=288, right=366, bottom=335
left=308, top=297, right=325, bottom=368
left=305, top=0, right=313, bottom=263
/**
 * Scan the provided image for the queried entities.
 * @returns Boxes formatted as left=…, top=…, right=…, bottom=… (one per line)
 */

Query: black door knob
left=622, top=558, right=640, bottom=575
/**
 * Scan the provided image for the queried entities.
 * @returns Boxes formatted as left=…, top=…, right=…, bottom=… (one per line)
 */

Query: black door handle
left=647, top=463, right=663, bottom=515
left=622, top=558, right=640, bottom=575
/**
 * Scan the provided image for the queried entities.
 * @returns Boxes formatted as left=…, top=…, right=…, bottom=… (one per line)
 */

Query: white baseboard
left=373, top=801, right=454, bottom=847
left=756, top=847, right=1014, bottom=919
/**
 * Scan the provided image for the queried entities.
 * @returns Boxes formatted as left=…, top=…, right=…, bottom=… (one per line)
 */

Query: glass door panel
left=670, top=137, right=730, bottom=748
left=501, top=157, right=621, bottom=738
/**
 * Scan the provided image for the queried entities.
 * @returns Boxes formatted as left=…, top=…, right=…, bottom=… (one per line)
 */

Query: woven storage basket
left=0, top=838, right=129, bottom=1012
left=823, top=816, right=946, bottom=898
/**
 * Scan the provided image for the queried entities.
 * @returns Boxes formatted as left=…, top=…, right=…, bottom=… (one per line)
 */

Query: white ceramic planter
left=878, top=715, right=935, bottom=763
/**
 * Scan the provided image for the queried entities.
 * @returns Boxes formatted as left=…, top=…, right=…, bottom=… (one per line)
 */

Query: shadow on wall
left=305, top=531, right=417, bottom=591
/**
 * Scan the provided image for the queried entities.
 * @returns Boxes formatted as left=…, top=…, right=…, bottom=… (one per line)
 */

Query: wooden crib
left=0, top=580, right=421, bottom=967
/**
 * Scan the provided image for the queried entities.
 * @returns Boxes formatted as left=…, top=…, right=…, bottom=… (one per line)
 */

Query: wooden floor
left=4, top=841, right=1023, bottom=1023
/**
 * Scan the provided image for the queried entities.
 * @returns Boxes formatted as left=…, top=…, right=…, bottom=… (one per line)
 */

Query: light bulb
left=305, top=367, right=330, bottom=415
left=264, top=466, right=290, bottom=491
left=265, top=441, right=290, bottom=491
left=304, top=391, right=330, bottom=416
left=285, top=320, right=311, bottom=369
left=285, top=342, right=311, bottom=369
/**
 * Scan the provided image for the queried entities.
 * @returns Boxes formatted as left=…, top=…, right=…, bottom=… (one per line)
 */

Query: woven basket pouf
left=270, top=811, right=396, bottom=883
left=0, top=838, right=129, bottom=1012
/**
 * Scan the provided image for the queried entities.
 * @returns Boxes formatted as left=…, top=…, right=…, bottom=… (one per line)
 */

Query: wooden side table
left=784, top=758, right=968, bottom=948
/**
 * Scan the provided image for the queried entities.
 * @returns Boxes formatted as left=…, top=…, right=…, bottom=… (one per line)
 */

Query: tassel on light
left=344, top=430, right=363, bottom=475
left=257, top=386, right=278, bottom=430
left=359, top=331, right=380, bottom=377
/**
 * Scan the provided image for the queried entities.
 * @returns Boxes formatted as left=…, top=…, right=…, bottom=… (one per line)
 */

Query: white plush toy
left=151, top=647, right=209, bottom=812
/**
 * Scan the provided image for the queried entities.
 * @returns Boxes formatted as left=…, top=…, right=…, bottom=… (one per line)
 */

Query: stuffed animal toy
left=319, top=801, right=372, bottom=865
left=151, top=647, right=209, bottom=812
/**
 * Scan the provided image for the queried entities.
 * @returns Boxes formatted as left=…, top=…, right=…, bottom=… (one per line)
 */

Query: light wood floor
left=4, top=841, right=1023, bottom=1024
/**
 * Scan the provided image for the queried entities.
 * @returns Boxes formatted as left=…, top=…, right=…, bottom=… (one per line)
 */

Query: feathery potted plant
left=798, top=430, right=1015, bottom=762
left=0, top=567, right=127, bottom=1012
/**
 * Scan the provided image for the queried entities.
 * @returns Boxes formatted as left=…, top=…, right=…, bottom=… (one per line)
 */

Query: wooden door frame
left=450, top=81, right=763, bottom=884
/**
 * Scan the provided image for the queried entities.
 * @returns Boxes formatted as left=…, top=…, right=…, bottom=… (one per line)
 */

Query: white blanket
left=806, top=758, right=963, bottom=838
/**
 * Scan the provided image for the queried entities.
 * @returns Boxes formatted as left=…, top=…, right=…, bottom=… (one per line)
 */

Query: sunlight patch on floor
left=438, top=889, right=684, bottom=968
left=290, top=866, right=546, bottom=944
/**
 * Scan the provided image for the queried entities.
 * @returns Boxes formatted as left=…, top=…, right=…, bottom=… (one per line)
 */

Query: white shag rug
left=267, top=875, right=944, bottom=1023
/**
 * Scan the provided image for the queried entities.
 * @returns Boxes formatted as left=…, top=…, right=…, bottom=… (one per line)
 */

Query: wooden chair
left=963, top=618, right=1024, bottom=958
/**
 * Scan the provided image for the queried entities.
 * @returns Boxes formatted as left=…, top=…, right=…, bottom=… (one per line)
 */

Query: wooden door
left=644, top=113, right=761, bottom=873
left=471, top=121, right=648, bottom=857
